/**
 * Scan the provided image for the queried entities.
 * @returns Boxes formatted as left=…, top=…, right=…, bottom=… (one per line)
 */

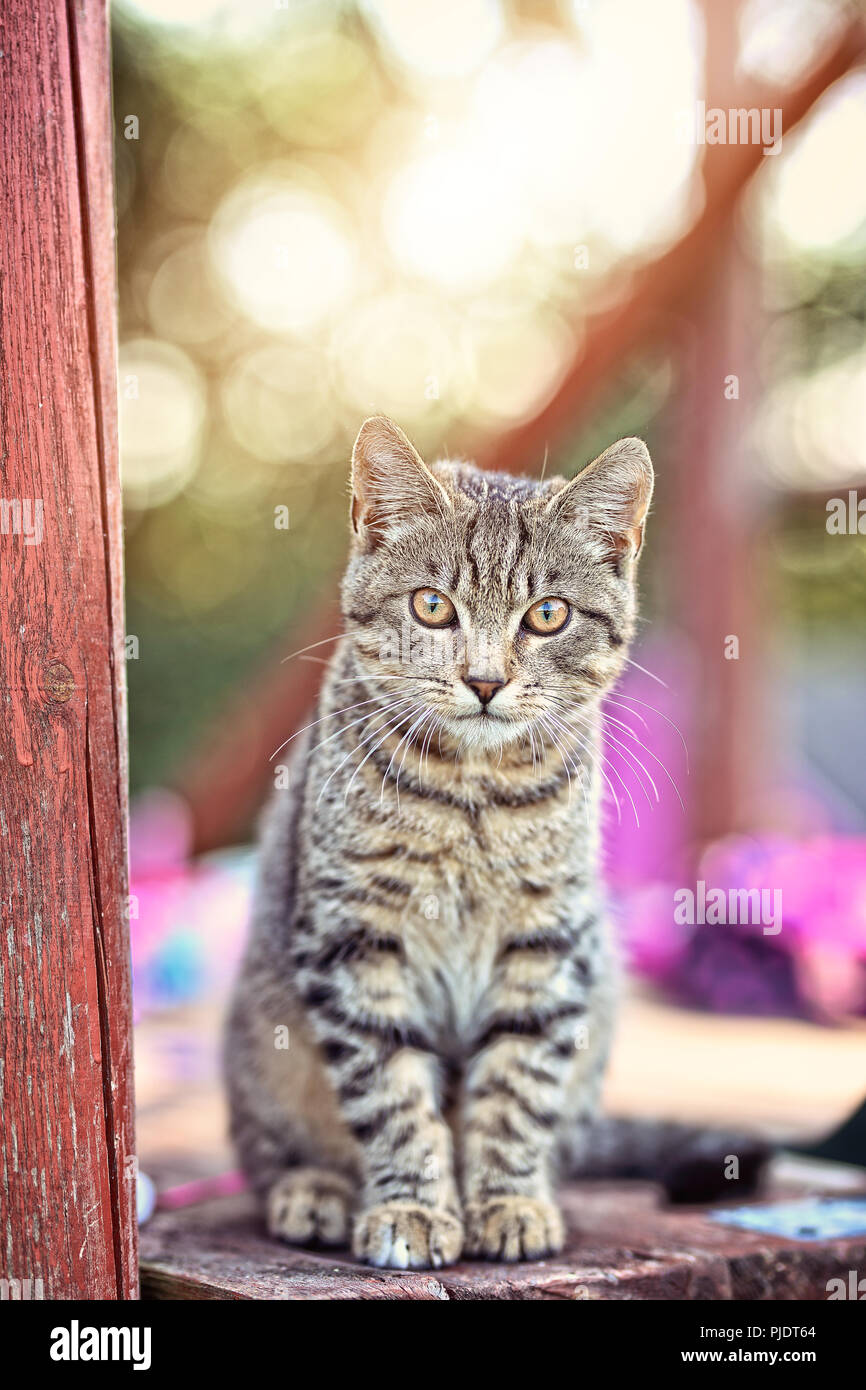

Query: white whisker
left=316, top=696, right=416, bottom=805
left=279, top=632, right=342, bottom=666
left=343, top=699, right=427, bottom=806
left=624, top=656, right=668, bottom=688
left=270, top=692, right=395, bottom=762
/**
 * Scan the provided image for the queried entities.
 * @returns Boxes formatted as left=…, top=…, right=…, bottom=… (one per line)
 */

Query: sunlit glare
left=737, top=0, right=846, bottom=88
left=383, top=0, right=700, bottom=292
left=759, top=349, right=866, bottom=489
left=221, top=344, right=337, bottom=462
left=209, top=173, right=357, bottom=333
left=119, top=339, right=206, bottom=509
left=361, top=0, right=504, bottom=79
left=148, top=233, right=234, bottom=346
left=465, top=306, right=574, bottom=424
left=766, top=73, right=866, bottom=253
left=384, top=143, right=521, bottom=292
left=117, top=0, right=279, bottom=39
left=333, top=291, right=467, bottom=421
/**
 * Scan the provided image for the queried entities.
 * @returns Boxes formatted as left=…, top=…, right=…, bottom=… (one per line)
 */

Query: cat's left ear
left=350, top=415, right=451, bottom=550
left=547, top=437, right=654, bottom=561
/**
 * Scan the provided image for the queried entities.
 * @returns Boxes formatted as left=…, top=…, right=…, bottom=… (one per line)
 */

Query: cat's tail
left=563, top=1116, right=772, bottom=1203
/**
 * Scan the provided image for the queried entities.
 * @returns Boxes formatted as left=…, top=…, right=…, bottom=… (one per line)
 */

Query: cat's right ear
left=350, top=416, right=450, bottom=549
left=546, top=437, right=654, bottom=563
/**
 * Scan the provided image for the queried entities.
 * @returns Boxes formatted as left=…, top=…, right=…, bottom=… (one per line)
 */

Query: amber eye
left=523, top=597, right=570, bottom=635
left=411, top=588, right=457, bottom=628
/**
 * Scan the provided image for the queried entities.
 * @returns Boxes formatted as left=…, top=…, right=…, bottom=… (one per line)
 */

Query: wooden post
left=661, top=0, right=771, bottom=847
left=665, top=229, right=773, bottom=845
left=0, top=0, right=137, bottom=1298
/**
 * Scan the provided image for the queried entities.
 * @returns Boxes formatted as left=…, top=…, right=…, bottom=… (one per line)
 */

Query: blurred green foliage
left=113, top=1, right=866, bottom=795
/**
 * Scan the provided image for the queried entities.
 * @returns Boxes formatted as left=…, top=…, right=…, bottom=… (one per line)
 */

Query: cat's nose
left=464, top=676, right=506, bottom=707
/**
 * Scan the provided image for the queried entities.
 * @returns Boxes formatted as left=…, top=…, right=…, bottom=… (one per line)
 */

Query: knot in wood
left=43, top=661, right=75, bottom=703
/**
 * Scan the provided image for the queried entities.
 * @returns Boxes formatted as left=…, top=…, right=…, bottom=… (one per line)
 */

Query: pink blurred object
left=156, top=1169, right=248, bottom=1212
left=602, top=638, right=692, bottom=891
left=598, top=642, right=866, bottom=1021
left=129, top=788, right=253, bottom=1019
left=622, top=833, right=866, bottom=1021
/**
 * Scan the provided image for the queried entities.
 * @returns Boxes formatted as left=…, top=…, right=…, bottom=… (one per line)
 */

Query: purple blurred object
left=600, top=642, right=866, bottom=1022
left=618, top=835, right=866, bottom=1022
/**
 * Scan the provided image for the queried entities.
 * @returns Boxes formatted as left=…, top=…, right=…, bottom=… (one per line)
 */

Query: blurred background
left=112, top=0, right=866, bottom=1197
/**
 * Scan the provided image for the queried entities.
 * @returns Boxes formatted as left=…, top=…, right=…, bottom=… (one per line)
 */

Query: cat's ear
left=350, top=416, right=450, bottom=549
left=547, top=437, right=654, bottom=562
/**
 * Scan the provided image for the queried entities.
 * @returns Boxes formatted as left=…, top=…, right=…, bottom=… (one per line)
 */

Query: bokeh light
left=333, top=290, right=466, bottom=423
left=383, top=143, right=521, bottom=292
left=737, top=0, right=846, bottom=87
left=209, top=172, right=357, bottom=333
left=148, top=232, right=235, bottom=346
left=221, top=343, right=337, bottom=462
left=361, top=0, right=504, bottom=79
left=120, top=0, right=282, bottom=40
left=464, top=304, right=575, bottom=425
left=758, top=349, right=866, bottom=490
left=119, top=338, right=206, bottom=509
left=763, top=73, right=866, bottom=254
left=113, top=0, right=866, bottom=795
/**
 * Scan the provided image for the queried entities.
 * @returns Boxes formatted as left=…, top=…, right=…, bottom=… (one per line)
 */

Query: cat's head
left=342, top=415, right=653, bottom=754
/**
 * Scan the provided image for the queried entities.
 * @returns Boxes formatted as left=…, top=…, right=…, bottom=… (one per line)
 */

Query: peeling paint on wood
left=0, top=0, right=137, bottom=1298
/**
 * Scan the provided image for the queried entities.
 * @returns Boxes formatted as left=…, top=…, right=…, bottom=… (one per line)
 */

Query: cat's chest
left=399, top=833, right=567, bottom=1043
left=403, top=874, right=502, bottom=1045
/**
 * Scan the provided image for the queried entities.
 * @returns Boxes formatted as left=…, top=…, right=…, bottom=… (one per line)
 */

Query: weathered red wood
left=139, top=1168, right=866, bottom=1300
left=0, top=0, right=137, bottom=1297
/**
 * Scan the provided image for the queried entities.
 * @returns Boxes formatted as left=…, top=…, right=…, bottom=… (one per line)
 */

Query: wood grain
left=139, top=1167, right=866, bottom=1300
left=0, top=0, right=137, bottom=1298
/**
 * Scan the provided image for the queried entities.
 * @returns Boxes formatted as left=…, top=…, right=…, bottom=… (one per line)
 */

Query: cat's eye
left=411, top=588, right=457, bottom=628
left=523, top=597, right=570, bottom=635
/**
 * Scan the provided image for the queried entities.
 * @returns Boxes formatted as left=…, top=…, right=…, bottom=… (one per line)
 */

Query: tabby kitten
left=225, top=415, right=654, bottom=1269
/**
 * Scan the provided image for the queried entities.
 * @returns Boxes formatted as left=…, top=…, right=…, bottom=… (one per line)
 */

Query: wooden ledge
left=140, top=1161, right=866, bottom=1301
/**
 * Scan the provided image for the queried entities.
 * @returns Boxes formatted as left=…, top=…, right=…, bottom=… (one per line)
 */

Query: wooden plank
left=0, top=0, right=137, bottom=1298
left=664, top=227, right=772, bottom=842
left=139, top=1166, right=866, bottom=1301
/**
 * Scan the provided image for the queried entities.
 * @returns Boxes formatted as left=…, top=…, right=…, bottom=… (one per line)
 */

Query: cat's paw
left=463, top=1195, right=565, bottom=1261
left=352, top=1201, right=463, bottom=1269
left=267, top=1167, right=354, bottom=1247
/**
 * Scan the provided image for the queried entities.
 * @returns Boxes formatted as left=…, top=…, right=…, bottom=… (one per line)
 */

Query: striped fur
left=225, top=416, right=653, bottom=1268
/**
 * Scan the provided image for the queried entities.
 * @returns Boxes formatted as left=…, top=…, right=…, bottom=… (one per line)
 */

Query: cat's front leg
left=460, top=924, right=595, bottom=1261
left=347, top=1046, right=463, bottom=1270
left=294, top=925, right=463, bottom=1269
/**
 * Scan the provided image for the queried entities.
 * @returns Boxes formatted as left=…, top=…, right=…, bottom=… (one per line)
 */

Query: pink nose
left=464, top=677, right=505, bottom=706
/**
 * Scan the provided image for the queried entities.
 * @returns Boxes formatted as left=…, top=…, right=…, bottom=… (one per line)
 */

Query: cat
left=224, top=415, right=765, bottom=1270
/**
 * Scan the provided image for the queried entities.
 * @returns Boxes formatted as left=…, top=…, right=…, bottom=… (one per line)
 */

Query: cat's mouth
left=448, top=705, right=539, bottom=751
